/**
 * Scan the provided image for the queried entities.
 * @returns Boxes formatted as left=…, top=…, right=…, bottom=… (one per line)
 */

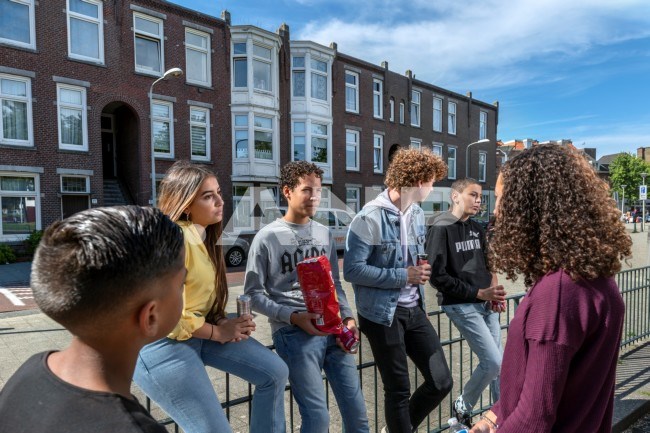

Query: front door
left=101, top=114, right=116, bottom=178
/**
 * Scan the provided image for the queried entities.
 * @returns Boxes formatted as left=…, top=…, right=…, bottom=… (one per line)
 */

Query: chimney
left=220, top=10, right=231, bottom=25
left=329, top=42, right=337, bottom=52
left=381, top=61, right=388, bottom=69
left=405, top=69, right=412, bottom=79
left=278, top=23, right=289, bottom=38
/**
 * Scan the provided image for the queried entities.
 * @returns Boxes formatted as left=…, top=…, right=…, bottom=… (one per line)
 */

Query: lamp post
left=149, top=67, right=183, bottom=206
left=465, top=139, right=490, bottom=178
left=621, top=184, right=627, bottom=219
left=641, top=173, right=647, bottom=232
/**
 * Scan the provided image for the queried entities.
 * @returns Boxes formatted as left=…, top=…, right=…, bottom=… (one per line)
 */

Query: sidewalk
left=1, top=257, right=649, bottom=431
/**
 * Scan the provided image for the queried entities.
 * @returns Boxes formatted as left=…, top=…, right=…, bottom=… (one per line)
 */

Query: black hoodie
left=425, top=212, right=492, bottom=305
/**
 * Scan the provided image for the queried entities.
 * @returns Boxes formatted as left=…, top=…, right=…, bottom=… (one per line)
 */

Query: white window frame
left=345, top=71, right=359, bottom=113
left=0, top=74, right=33, bottom=147
left=448, top=101, right=457, bottom=135
left=346, top=129, right=359, bottom=171
left=433, top=96, right=442, bottom=132
left=310, top=122, right=328, bottom=164
left=346, top=187, right=360, bottom=213
left=432, top=143, right=443, bottom=156
left=185, top=28, right=211, bottom=87
left=60, top=175, right=90, bottom=193
left=253, top=43, right=272, bottom=92
left=410, top=139, right=421, bottom=150
left=373, top=134, right=383, bottom=173
left=234, top=113, right=249, bottom=159
left=133, top=12, right=164, bottom=76
left=253, top=115, right=274, bottom=160
left=66, top=0, right=104, bottom=64
left=0, top=0, right=36, bottom=50
left=151, top=100, right=174, bottom=157
left=448, top=146, right=457, bottom=180
left=320, top=187, right=331, bottom=208
left=189, top=106, right=210, bottom=161
left=479, top=110, right=488, bottom=140
left=232, top=41, right=248, bottom=88
left=411, top=90, right=421, bottom=127
left=310, top=58, right=328, bottom=101
left=373, top=79, right=383, bottom=119
left=57, top=84, right=88, bottom=151
left=292, top=120, right=306, bottom=161
left=478, top=151, right=487, bottom=182
left=399, top=101, right=405, bottom=124
left=232, top=184, right=253, bottom=231
left=389, top=98, right=395, bottom=122
left=0, top=172, right=40, bottom=240
left=292, top=56, right=305, bottom=98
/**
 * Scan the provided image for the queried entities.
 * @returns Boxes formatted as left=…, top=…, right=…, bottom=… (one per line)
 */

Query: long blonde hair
left=158, top=160, right=228, bottom=322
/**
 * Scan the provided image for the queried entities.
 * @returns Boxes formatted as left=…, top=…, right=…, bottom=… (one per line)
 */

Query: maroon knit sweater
left=491, top=269, right=624, bottom=432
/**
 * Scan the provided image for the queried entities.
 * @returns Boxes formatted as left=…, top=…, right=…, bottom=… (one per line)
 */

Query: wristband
left=480, top=414, right=499, bottom=430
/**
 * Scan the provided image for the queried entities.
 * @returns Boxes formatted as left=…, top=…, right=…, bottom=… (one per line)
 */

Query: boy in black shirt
left=0, top=206, right=186, bottom=433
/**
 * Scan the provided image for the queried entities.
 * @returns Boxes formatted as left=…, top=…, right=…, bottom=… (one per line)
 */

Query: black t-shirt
left=0, top=351, right=167, bottom=433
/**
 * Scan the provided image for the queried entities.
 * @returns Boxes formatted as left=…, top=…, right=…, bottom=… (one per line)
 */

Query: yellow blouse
left=168, top=221, right=217, bottom=340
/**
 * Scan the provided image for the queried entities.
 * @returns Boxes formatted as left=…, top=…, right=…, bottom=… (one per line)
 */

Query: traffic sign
left=640, top=185, right=647, bottom=200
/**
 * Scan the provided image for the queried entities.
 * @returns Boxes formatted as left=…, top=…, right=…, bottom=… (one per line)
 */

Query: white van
left=262, top=207, right=354, bottom=250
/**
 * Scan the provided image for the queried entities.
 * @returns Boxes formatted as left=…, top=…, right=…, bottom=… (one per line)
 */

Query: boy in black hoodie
left=426, top=178, right=506, bottom=427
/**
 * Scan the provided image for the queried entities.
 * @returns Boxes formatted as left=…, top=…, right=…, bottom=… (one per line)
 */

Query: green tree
left=609, top=153, right=650, bottom=206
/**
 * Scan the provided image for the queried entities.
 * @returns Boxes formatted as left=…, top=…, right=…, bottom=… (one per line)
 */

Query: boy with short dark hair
left=426, top=178, right=506, bottom=427
left=0, top=206, right=186, bottom=433
left=244, top=161, right=369, bottom=433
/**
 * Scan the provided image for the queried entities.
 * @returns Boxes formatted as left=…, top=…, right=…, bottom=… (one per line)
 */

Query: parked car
left=220, top=233, right=250, bottom=267
left=262, top=206, right=355, bottom=250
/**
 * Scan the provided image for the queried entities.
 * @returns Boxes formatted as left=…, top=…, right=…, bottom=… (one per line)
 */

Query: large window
left=346, top=130, right=359, bottom=171
left=0, top=0, right=35, bottom=49
left=373, top=134, right=383, bottom=173
left=133, top=13, right=163, bottom=75
left=234, top=114, right=248, bottom=159
left=292, top=56, right=305, bottom=97
left=433, top=96, right=442, bottom=132
left=233, top=42, right=247, bottom=88
left=57, top=84, right=88, bottom=151
left=0, top=74, right=32, bottom=147
left=254, top=115, right=273, bottom=160
left=479, top=110, right=488, bottom=140
left=448, top=101, right=457, bottom=135
left=190, top=107, right=209, bottom=161
left=311, top=58, right=327, bottom=101
left=432, top=143, right=443, bottom=156
left=67, top=0, right=104, bottom=63
left=311, top=122, right=328, bottom=163
left=151, top=100, right=173, bottom=156
left=345, top=71, right=359, bottom=113
left=292, top=121, right=305, bottom=161
left=185, top=28, right=211, bottom=86
left=346, top=187, right=360, bottom=213
left=253, top=44, right=272, bottom=91
left=448, top=146, right=457, bottom=179
left=389, top=98, right=395, bottom=122
left=399, top=101, right=405, bottom=124
left=232, top=185, right=252, bottom=230
left=0, top=174, right=38, bottom=238
left=410, top=140, right=421, bottom=151
left=373, top=79, right=383, bottom=119
left=411, top=90, right=421, bottom=127
left=479, top=151, right=487, bottom=182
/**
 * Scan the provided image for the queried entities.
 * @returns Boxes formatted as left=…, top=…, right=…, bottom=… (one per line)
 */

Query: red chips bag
left=296, top=255, right=343, bottom=334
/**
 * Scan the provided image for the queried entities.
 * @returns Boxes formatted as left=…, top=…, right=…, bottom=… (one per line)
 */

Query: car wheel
left=226, top=247, right=245, bottom=267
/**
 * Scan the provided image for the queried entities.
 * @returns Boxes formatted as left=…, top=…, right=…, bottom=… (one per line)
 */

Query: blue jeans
left=272, top=325, right=369, bottom=433
left=134, top=336, right=289, bottom=433
left=442, top=302, right=502, bottom=408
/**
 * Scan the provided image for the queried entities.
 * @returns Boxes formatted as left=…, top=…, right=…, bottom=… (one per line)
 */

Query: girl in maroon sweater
left=470, top=144, right=632, bottom=433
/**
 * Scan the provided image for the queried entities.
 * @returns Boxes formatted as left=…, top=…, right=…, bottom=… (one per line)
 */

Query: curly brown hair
left=384, top=148, right=447, bottom=189
left=280, top=161, right=324, bottom=191
left=489, top=144, right=632, bottom=287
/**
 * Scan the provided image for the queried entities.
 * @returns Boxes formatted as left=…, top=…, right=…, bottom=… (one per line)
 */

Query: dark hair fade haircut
left=31, top=206, right=184, bottom=328
left=280, top=161, right=324, bottom=191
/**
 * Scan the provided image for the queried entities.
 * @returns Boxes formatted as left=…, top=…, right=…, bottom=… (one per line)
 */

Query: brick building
left=0, top=0, right=499, bottom=243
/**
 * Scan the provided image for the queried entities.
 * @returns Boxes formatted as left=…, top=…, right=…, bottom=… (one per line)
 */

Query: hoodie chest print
left=455, top=230, right=481, bottom=253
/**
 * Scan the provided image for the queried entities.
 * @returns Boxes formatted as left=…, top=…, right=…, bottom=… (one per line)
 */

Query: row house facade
left=0, top=0, right=498, bottom=243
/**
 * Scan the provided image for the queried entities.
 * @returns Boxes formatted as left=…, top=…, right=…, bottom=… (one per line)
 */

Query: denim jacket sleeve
left=343, top=210, right=408, bottom=289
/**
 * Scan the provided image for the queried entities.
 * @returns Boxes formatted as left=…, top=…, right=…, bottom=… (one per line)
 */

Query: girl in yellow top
left=134, top=161, right=289, bottom=433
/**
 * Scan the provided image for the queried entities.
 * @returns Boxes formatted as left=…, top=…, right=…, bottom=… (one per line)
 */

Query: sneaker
left=453, top=395, right=473, bottom=427
left=380, top=427, right=388, bottom=433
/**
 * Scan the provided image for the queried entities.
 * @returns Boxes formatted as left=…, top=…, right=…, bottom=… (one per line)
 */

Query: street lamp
left=465, top=139, right=490, bottom=178
left=149, top=67, right=184, bottom=206
left=641, top=173, right=647, bottom=232
left=621, top=184, right=627, bottom=218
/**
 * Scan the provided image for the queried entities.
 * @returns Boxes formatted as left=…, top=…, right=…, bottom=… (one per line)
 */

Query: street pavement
left=1, top=225, right=649, bottom=431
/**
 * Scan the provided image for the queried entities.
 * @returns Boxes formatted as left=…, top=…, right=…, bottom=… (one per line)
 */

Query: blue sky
left=172, top=0, right=650, bottom=159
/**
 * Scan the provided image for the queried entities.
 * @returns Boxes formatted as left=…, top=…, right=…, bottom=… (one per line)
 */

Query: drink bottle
left=448, top=417, right=469, bottom=433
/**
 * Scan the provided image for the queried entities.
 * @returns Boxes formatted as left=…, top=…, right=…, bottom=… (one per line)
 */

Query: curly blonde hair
left=385, top=147, right=447, bottom=189
left=489, top=144, right=632, bottom=287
